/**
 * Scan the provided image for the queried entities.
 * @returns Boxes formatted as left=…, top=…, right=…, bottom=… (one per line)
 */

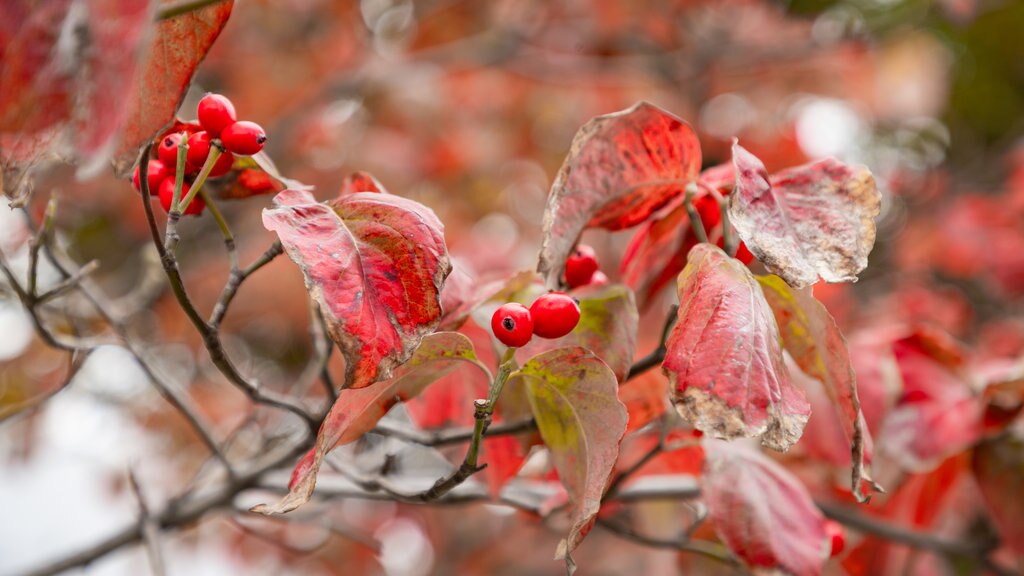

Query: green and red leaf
left=263, top=188, right=451, bottom=389
left=663, top=244, right=809, bottom=451
left=512, top=347, right=628, bottom=566
left=537, top=101, right=701, bottom=287
left=729, top=141, right=881, bottom=289
left=703, top=439, right=828, bottom=576
left=757, top=274, right=878, bottom=500
left=253, top=332, right=487, bottom=514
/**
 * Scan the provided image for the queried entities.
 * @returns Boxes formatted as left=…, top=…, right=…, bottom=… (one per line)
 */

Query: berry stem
left=170, top=133, right=189, bottom=214
left=198, top=188, right=239, bottom=273
left=683, top=181, right=709, bottom=244
left=180, top=146, right=222, bottom=215
left=705, top=185, right=737, bottom=257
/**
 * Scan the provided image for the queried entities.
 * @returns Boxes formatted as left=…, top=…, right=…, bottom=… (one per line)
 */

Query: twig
left=625, top=304, right=678, bottom=381
left=371, top=417, right=537, bottom=447
left=705, top=185, right=737, bottom=257
left=210, top=241, right=283, bottom=328
left=128, top=469, right=166, bottom=576
left=0, top=349, right=89, bottom=423
left=595, top=517, right=741, bottom=567
left=137, top=152, right=315, bottom=430
left=682, top=182, right=709, bottom=244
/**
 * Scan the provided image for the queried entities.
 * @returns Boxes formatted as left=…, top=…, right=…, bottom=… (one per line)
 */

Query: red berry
left=565, top=244, right=599, bottom=288
left=158, top=179, right=205, bottom=216
left=133, top=159, right=168, bottom=195
left=158, top=133, right=185, bottom=166
left=197, top=94, right=237, bottom=137
left=186, top=131, right=212, bottom=169
left=221, top=121, right=266, bottom=156
left=491, top=303, right=533, bottom=348
left=825, top=520, right=845, bottom=557
left=530, top=292, right=580, bottom=339
left=589, top=270, right=609, bottom=287
left=209, top=150, right=235, bottom=177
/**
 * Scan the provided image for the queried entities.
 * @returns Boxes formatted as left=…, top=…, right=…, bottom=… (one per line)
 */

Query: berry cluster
left=491, top=292, right=581, bottom=348
left=132, top=93, right=267, bottom=216
left=564, top=243, right=608, bottom=288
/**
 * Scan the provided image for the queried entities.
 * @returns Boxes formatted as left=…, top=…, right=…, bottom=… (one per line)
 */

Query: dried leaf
left=729, top=141, right=881, bottom=288
left=512, top=347, right=628, bottom=564
left=703, top=439, right=828, bottom=576
left=757, top=275, right=878, bottom=500
left=263, top=189, right=451, bottom=389
left=663, top=244, right=809, bottom=451
left=537, top=102, right=701, bottom=287
left=253, top=332, right=487, bottom=514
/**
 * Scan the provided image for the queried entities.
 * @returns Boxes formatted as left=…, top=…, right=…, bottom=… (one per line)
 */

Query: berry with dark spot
left=491, top=303, right=533, bottom=348
left=221, top=121, right=267, bottom=156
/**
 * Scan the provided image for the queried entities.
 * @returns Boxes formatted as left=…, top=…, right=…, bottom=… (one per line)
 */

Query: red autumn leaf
left=757, top=275, right=878, bottom=500
left=703, top=439, right=828, bottom=576
left=973, top=432, right=1024, bottom=558
left=729, top=141, right=881, bottom=289
left=663, top=244, right=810, bottom=451
left=513, top=347, right=628, bottom=566
left=614, top=429, right=704, bottom=486
left=341, top=170, right=386, bottom=195
left=1, top=0, right=151, bottom=176
left=876, top=328, right=982, bottom=472
left=537, top=101, right=701, bottom=287
left=620, top=192, right=721, bottom=309
left=619, top=371, right=669, bottom=432
left=263, top=188, right=451, bottom=389
left=254, top=332, right=487, bottom=514
left=113, top=0, right=235, bottom=172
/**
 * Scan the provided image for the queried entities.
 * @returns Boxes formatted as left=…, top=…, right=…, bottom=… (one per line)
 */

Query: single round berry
left=589, top=270, right=609, bottom=287
left=530, top=292, right=580, bottom=339
left=197, top=93, right=237, bottom=137
left=133, top=159, right=169, bottom=195
left=565, top=244, right=599, bottom=288
left=158, top=133, right=185, bottom=166
left=221, top=121, right=267, bottom=156
left=491, top=303, right=534, bottom=348
left=825, top=520, right=845, bottom=557
left=158, top=179, right=205, bottom=216
left=186, top=131, right=212, bottom=169
left=209, top=150, right=235, bottom=177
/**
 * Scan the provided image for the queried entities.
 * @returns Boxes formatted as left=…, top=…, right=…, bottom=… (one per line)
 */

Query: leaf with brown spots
left=729, top=141, right=881, bottom=289
left=512, top=347, right=628, bottom=571
left=263, top=188, right=451, bottom=390
left=537, top=101, right=701, bottom=288
left=663, top=244, right=809, bottom=451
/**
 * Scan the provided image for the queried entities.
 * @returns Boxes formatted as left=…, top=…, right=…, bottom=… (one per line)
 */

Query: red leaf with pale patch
left=263, top=189, right=451, bottom=389
left=537, top=101, right=701, bottom=287
left=663, top=244, right=809, bottom=451
left=729, top=141, right=881, bottom=288
left=513, top=347, right=628, bottom=565
left=973, top=432, right=1024, bottom=558
left=757, top=275, right=878, bottom=500
left=253, top=332, right=486, bottom=514
left=703, top=439, right=828, bottom=576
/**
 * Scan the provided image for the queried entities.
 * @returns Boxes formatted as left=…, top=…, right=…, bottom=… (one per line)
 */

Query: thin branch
left=0, top=349, right=89, bottom=423
left=209, top=240, right=283, bottom=328
left=128, top=470, right=166, bottom=576
left=136, top=152, right=315, bottom=430
left=371, top=417, right=537, bottom=447
left=625, top=304, right=678, bottom=381
left=682, top=182, right=709, bottom=244
left=596, top=517, right=741, bottom=568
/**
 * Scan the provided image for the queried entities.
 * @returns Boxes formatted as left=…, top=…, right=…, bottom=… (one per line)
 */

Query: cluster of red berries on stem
left=133, top=93, right=267, bottom=217
left=491, top=293, right=581, bottom=348
left=565, top=244, right=602, bottom=288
